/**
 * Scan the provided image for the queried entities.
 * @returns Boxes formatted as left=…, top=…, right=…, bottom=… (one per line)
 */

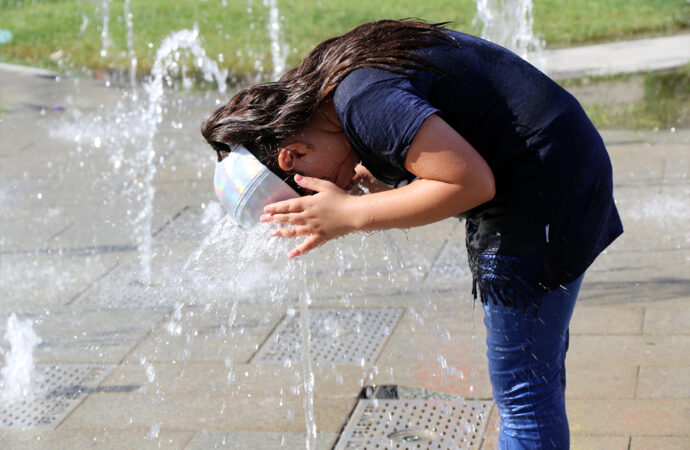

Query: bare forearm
left=349, top=178, right=492, bottom=231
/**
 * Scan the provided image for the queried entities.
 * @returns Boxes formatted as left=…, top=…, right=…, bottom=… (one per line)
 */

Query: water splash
left=46, top=26, right=227, bottom=285
left=1, top=314, right=41, bottom=402
left=124, top=0, right=138, bottom=95
left=100, top=0, right=112, bottom=58
left=182, top=217, right=297, bottom=303
left=299, top=263, right=317, bottom=449
left=474, top=0, right=545, bottom=68
left=135, top=26, right=227, bottom=284
left=266, top=0, right=287, bottom=80
left=148, top=27, right=228, bottom=95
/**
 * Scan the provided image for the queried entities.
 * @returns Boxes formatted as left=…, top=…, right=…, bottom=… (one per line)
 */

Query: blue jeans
left=483, top=274, right=584, bottom=449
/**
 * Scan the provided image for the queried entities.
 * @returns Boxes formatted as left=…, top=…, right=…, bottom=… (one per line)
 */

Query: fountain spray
left=134, top=26, right=227, bottom=284
left=474, top=0, right=545, bottom=68
left=0, top=314, right=41, bottom=403
left=267, top=0, right=288, bottom=80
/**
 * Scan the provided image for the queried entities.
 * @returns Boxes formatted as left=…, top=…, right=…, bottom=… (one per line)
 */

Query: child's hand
left=260, top=174, right=361, bottom=258
left=350, top=164, right=391, bottom=194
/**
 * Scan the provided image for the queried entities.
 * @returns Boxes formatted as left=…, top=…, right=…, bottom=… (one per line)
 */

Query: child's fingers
left=288, top=234, right=326, bottom=258
left=261, top=212, right=305, bottom=225
left=294, top=174, right=338, bottom=192
left=269, top=224, right=309, bottom=238
left=264, top=198, right=302, bottom=214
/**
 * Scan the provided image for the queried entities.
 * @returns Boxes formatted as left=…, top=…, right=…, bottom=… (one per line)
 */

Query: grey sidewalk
left=545, top=33, right=690, bottom=79
left=1, top=37, right=689, bottom=449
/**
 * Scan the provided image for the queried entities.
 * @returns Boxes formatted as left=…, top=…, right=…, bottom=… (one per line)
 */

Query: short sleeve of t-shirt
left=334, top=68, right=439, bottom=185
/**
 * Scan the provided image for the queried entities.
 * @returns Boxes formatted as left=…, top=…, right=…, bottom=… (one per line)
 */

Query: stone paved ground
left=1, top=39, right=689, bottom=449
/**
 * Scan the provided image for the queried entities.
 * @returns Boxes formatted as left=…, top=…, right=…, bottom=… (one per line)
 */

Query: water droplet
left=145, top=423, right=160, bottom=439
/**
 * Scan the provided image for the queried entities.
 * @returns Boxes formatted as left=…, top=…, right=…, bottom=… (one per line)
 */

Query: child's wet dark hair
left=201, top=19, right=454, bottom=193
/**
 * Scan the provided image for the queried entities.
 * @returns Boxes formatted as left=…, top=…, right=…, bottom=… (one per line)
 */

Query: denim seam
left=524, top=314, right=545, bottom=450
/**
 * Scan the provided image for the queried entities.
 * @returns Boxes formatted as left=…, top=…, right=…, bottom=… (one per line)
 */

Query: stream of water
left=0, top=314, right=41, bottom=403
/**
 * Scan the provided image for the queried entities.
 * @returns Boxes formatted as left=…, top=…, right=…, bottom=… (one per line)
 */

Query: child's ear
left=277, top=143, right=302, bottom=171
left=277, top=148, right=294, bottom=171
left=277, top=142, right=311, bottom=171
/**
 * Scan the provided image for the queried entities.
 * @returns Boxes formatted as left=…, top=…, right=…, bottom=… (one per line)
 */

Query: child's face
left=279, top=127, right=360, bottom=192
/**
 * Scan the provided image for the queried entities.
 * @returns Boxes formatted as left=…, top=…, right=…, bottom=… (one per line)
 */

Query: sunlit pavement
left=1, top=36, right=689, bottom=449
left=544, top=34, right=690, bottom=80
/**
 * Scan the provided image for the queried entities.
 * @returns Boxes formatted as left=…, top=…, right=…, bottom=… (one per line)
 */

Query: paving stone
left=146, top=206, right=215, bottom=245
left=101, top=361, right=366, bottom=400
left=377, top=315, right=488, bottom=365
left=423, top=225, right=473, bottom=288
left=481, top=408, right=630, bottom=449
left=643, top=307, right=690, bottom=335
left=568, top=335, right=690, bottom=366
left=637, top=366, right=690, bottom=398
left=0, top=115, right=47, bottom=158
left=375, top=320, right=489, bottom=397
left=2, top=307, right=170, bottom=364
left=570, top=306, right=643, bottom=335
left=608, top=143, right=666, bottom=186
left=570, top=436, right=630, bottom=449
left=0, top=204, right=73, bottom=253
left=304, top=263, right=429, bottom=302
left=0, top=428, right=193, bottom=450
left=631, top=436, right=690, bottom=449
left=124, top=305, right=286, bottom=364
left=60, top=394, right=355, bottom=434
left=566, top=365, right=638, bottom=399
left=340, top=287, right=473, bottom=311
left=72, top=257, right=225, bottom=309
left=371, top=362, right=493, bottom=399
left=661, top=146, right=690, bottom=181
left=0, top=252, right=118, bottom=310
left=568, top=399, right=690, bottom=435
left=349, top=293, right=483, bottom=336
left=185, top=431, right=338, bottom=450
left=578, top=250, right=690, bottom=307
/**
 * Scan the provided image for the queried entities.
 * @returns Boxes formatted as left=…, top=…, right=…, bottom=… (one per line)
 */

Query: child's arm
left=261, top=114, right=495, bottom=258
left=349, top=164, right=392, bottom=194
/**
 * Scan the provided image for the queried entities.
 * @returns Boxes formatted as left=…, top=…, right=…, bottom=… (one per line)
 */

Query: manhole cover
left=335, top=385, right=491, bottom=450
left=253, top=308, right=402, bottom=365
left=0, top=364, right=113, bottom=429
left=335, top=397, right=491, bottom=449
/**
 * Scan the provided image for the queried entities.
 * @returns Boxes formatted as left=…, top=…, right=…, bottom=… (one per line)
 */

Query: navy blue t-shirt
left=334, top=30, right=623, bottom=302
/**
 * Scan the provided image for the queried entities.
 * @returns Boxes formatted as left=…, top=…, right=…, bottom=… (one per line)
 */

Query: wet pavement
left=1, top=37, right=689, bottom=449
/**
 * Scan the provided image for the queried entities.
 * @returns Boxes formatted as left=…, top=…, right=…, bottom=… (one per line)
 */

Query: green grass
left=563, top=65, right=690, bottom=130
left=535, top=0, right=690, bottom=48
left=0, top=0, right=688, bottom=77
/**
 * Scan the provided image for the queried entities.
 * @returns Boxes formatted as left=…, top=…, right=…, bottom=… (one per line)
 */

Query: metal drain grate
left=253, top=308, right=402, bottom=365
left=0, top=364, right=113, bottom=429
left=335, top=398, right=491, bottom=449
